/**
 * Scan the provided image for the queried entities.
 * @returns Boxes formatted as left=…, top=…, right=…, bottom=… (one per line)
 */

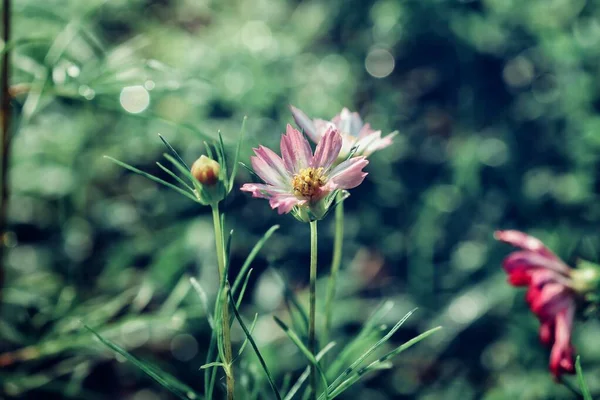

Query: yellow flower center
left=292, top=167, right=326, bottom=198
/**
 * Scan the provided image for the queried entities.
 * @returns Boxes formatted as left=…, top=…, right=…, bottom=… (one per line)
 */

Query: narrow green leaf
left=229, top=292, right=282, bottom=400
left=576, top=355, right=592, bottom=400
left=200, top=362, right=224, bottom=370
left=235, top=268, right=253, bottom=309
left=189, top=278, right=214, bottom=329
left=284, top=342, right=336, bottom=400
left=328, top=301, right=394, bottom=377
left=232, top=225, right=280, bottom=295
left=235, top=313, right=258, bottom=358
left=163, top=154, right=200, bottom=188
left=326, top=326, right=441, bottom=399
left=158, top=133, right=190, bottom=170
left=273, top=316, right=329, bottom=400
left=84, top=325, right=201, bottom=400
left=228, top=116, right=247, bottom=193
left=217, top=132, right=229, bottom=188
left=204, top=141, right=215, bottom=160
left=271, top=269, right=309, bottom=334
left=239, top=161, right=260, bottom=181
left=104, top=156, right=197, bottom=202
left=327, top=308, right=416, bottom=392
left=156, top=162, right=194, bottom=192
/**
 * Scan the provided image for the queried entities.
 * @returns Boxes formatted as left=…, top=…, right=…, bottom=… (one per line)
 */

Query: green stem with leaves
left=324, top=196, right=344, bottom=341
left=309, top=220, right=318, bottom=400
left=211, top=204, right=235, bottom=400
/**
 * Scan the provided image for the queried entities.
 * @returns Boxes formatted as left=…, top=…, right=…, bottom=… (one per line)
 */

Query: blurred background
left=2, top=0, right=600, bottom=398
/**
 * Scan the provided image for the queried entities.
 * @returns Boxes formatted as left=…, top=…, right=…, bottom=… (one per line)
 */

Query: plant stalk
left=324, top=198, right=344, bottom=341
left=309, top=220, right=318, bottom=400
left=0, top=0, right=11, bottom=302
left=211, top=205, right=235, bottom=400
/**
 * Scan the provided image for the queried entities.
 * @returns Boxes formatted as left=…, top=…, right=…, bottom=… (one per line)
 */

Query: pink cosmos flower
left=495, top=230, right=576, bottom=379
left=241, top=124, right=368, bottom=221
left=290, top=105, right=397, bottom=160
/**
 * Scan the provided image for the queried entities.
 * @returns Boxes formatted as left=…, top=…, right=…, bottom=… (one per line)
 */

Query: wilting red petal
left=507, top=268, right=531, bottom=286
left=494, top=230, right=568, bottom=267
left=539, top=319, right=555, bottom=346
left=502, top=250, right=570, bottom=277
left=549, top=304, right=576, bottom=379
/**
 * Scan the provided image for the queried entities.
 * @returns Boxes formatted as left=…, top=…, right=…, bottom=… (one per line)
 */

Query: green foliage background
left=2, top=0, right=600, bottom=398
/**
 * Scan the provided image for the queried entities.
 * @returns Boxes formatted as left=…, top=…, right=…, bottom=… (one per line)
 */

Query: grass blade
left=84, top=325, right=201, bottom=400
left=235, top=268, right=253, bottom=309
left=576, top=355, right=592, bottom=400
left=232, top=225, right=280, bottom=296
left=228, top=116, right=247, bottom=193
left=327, top=308, right=417, bottom=393
left=284, top=342, right=336, bottom=400
left=328, top=301, right=394, bottom=377
left=235, top=313, right=258, bottom=358
left=273, top=316, right=329, bottom=400
left=327, top=326, right=442, bottom=399
left=229, top=292, right=282, bottom=400
left=189, top=278, right=214, bottom=329
left=104, top=156, right=197, bottom=202
left=158, top=133, right=190, bottom=170
left=156, top=162, right=194, bottom=192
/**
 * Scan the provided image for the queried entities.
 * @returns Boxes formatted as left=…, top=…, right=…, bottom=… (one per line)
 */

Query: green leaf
left=228, top=116, right=247, bottom=193
left=328, top=301, right=393, bottom=377
left=271, top=269, right=309, bottom=335
left=232, top=225, right=280, bottom=296
left=156, top=162, right=194, bottom=192
left=158, top=133, right=190, bottom=170
left=235, top=268, right=253, bottom=309
left=327, top=308, right=417, bottom=393
left=229, top=292, right=282, bottom=400
left=327, top=326, right=441, bottom=399
left=104, top=156, right=198, bottom=202
left=235, top=313, right=258, bottom=358
left=576, top=355, right=592, bottom=400
left=199, top=362, right=224, bottom=370
left=189, top=278, right=214, bottom=329
left=273, top=316, right=329, bottom=400
left=84, top=325, right=202, bottom=400
left=284, top=342, right=336, bottom=400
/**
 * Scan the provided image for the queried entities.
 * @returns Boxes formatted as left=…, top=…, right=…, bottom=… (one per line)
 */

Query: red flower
left=495, top=230, right=575, bottom=379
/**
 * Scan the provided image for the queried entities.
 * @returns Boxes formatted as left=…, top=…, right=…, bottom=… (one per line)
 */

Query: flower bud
left=191, top=155, right=220, bottom=186
left=572, top=260, right=600, bottom=295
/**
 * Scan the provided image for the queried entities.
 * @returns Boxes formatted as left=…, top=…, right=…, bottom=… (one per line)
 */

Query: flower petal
left=240, top=183, right=282, bottom=199
left=312, top=127, right=342, bottom=170
left=327, top=156, right=369, bottom=190
left=494, top=230, right=562, bottom=260
left=251, top=146, right=290, bottom=187
left=281, top=124, right=312, bottom=174
left=502, top=251, right=571, bottom=280
left=289, top=105, right=318, bottom=142
left=549, top=303, right=576, bottom=379
left=269, top=193, right=305, bottom=214
left=333, top=108, right=363, bottom=136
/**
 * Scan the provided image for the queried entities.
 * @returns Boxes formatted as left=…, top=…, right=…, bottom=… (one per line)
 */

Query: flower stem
left=211, top=205, right=235, bottom=400
left=324, top=196, right=344, bottom=342
left=0, top=0, right=12, bottom=304
left=309, top=219, right=318, bottom=400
